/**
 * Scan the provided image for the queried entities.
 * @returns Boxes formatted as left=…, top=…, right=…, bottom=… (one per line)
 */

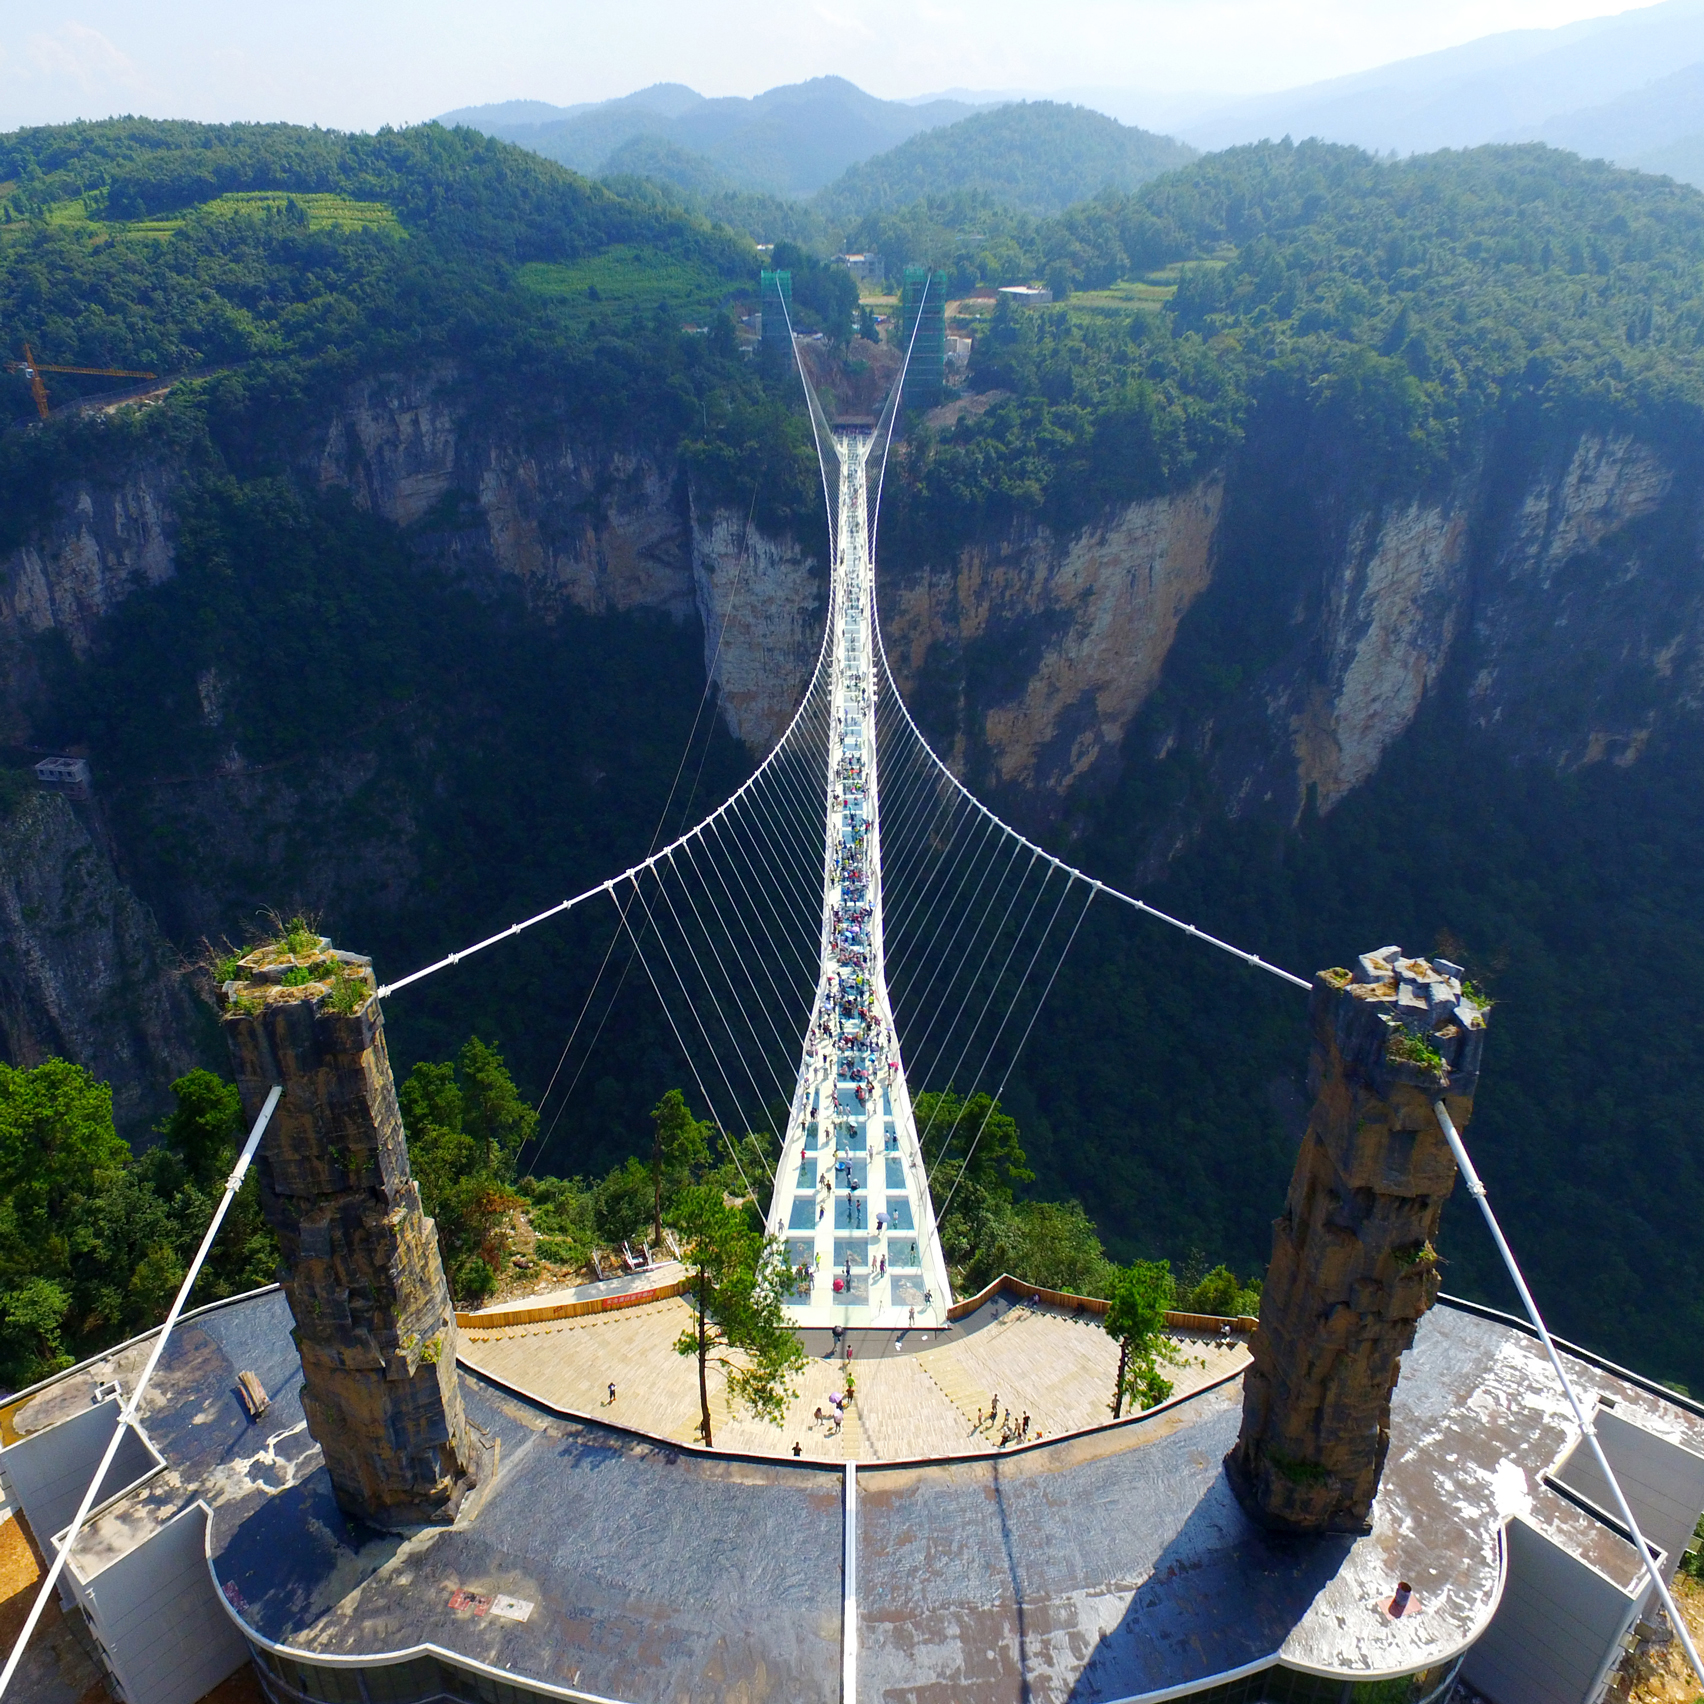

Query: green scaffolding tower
left=760, top=269, right=793, bottom=368
left=900, top=266, right=947, bottom=410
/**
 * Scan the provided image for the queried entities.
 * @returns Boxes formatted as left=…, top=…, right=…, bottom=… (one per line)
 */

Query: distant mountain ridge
left=440, top=77, right=992, bottom=198
left=444, top=88, right=1197, bottom=248
left=1174, top=0, right=1704, bottom=188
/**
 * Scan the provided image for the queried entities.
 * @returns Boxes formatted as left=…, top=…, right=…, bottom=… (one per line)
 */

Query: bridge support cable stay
left=525, top=475, right=773, bottom=1175
left=1433, top=1100, right=1704, bottom=1689
left=0, top=1087, right=284, bottom=1704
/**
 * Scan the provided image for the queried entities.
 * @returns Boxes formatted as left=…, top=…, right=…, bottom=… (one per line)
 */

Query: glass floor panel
left=834, top=1194, right=872, bottom=1231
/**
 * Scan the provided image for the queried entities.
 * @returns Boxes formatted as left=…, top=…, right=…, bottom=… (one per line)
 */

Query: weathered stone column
left=1227, top=946, right=1488, bottom=1533
left=219, top=935, right=492, bottom=1529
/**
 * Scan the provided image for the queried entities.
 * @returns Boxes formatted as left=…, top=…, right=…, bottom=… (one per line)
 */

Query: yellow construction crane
left=7, top=343, right=158, bottom=419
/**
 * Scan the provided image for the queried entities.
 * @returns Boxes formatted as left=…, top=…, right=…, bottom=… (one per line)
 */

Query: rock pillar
left=219, top=935, right=491, bottom=1529
left=1227, top=946, right=1488, bottom=1533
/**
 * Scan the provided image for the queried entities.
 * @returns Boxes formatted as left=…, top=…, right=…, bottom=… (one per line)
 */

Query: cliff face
left=690, top=496, right=826, bottom=749
left=881, top=478, right=1224, bottom=796
left=0, top=790, right=204, bottom=1127
left=1467, top=431, right=1704, bottom=769
left=6, top=391, right=1697, bottom=827
left=315, top=373, right=700, bottom=621
left=0, top=467, right=179, bottom=741
left=1286, top=493, right=1473, bottom=813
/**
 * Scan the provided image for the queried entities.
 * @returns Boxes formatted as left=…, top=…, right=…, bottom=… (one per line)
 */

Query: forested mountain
left=589, top=101, right=1198, bottom=275
left=814, top=102, right=1196, bottom=221
left=6, top=117, right=1704, bottom=1392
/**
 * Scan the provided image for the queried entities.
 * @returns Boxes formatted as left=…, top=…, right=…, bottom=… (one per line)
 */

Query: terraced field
left=519, top=246, right=734, bottom=327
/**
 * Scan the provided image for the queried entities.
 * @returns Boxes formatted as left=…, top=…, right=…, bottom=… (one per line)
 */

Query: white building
left=998, top=284, right=1053, bottom=306
left=836, top=253, right=883, bottom=283
left=34, top=755, right=91, bottom=798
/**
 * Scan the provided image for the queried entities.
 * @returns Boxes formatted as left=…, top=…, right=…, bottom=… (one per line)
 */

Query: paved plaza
left=459, top=1295, right=1250, bottom=1460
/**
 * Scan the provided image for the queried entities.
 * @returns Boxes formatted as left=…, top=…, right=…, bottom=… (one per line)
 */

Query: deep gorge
left=5, top=364, right=1703, bottom=1388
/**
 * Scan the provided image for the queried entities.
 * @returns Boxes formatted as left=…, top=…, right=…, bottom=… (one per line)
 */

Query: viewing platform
left=457, top=1282, right=1252, bottom=1462
left=9, top=1283, right=1701, bottom=1703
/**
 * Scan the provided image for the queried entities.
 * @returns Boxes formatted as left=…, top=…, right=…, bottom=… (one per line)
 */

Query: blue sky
left=0, top=0, right=1670, bottom=132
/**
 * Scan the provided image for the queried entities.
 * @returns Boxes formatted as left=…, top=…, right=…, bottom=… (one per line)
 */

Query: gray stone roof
left=13, top=1288, right=1703, bottom=1702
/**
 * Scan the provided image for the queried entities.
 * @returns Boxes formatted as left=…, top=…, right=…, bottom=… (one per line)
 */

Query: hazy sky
left=0, top=0, right=1670, bottom=132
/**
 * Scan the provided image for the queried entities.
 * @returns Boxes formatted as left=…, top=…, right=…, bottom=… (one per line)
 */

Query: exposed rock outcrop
left=881, top=476, right=1224, bottom=795
left=221, top=941, right=490, bottom=1529
left=315, top=372, right=700, bottom=620
left=691, top=497, right=825, bottom=749
left=0, top=789, right=204, bottom=1128
left=1229, top=948, right=1487, bottom=1532
left=0, top=467, right=179, bottom=741
left=1289, top=495, right=1473, bottom=811
left=1468, top=431, right=1704, bottom=768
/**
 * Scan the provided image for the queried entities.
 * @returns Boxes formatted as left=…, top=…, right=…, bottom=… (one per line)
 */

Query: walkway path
left=763, top=427, right=953, bottom=1329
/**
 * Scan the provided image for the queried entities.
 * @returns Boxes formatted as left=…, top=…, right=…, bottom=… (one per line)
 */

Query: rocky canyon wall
left=0, top=790, right=204, bottom=1127
left=0, top=465, right=180, bottom=743
left=6, top=367, right=1704, bottom=1124
left=880, top=476, right=1225, bottom=797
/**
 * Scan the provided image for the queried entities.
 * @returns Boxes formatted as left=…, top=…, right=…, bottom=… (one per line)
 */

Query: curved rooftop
left=9, top=1285, right=1703, bottom=1703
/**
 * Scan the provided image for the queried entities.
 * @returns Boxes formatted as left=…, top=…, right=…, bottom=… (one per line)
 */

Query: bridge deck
left=765, top=429, right=953, bottom=1326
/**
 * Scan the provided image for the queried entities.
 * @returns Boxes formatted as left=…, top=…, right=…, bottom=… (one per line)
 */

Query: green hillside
left=0, top=117, right=759, bottom=430
left=815, top=101, right=1197, bottom=222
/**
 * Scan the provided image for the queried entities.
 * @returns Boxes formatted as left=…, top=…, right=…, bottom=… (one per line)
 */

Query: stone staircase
left=912, top=1349, right=996, bottom=1441
left=839, top=1396, right=866, bottom=1459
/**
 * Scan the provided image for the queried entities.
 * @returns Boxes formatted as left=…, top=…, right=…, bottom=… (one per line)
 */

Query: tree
left=0, top=1058, right=130, bottom=1285
left=914, top=1088, right=1034, bottom=1204
left=0, top=1060, right=273, bottom=1387
left=649, top=1088, right=710, bottom=1246
left=398, top=1038, right=531, bottom=1303
left=459, top=1037, right=538, bottom=1177
left=672, top=1183, right=805, bottom=1447
left=0, top=1277, right=71, bottom=1388
left=941, top=1188, right=1112, bottom=1296
left=1178, top=1263, right=1262, bottom=1319
left=1102, top=1259, right=1178, bottom=1419
left=157, top=1068, right=242, bottom=1190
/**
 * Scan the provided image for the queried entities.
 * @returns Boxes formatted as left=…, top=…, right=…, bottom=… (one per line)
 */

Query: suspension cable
left=869, top=631, right=1310, bottom=991
left=1432, top=1099, right=1704, bottom=1690
left=0, top=1086, right=283, bottom=1704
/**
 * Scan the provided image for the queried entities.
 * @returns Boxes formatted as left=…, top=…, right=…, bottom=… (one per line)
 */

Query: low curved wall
left=945, top=1270, right=1258, bottom=1335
